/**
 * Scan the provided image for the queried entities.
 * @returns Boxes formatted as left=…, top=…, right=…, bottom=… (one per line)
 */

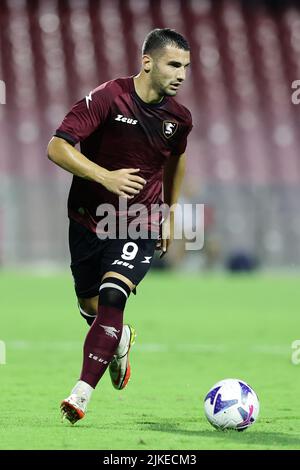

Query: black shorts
left=69, top=218, right=157, bottom=298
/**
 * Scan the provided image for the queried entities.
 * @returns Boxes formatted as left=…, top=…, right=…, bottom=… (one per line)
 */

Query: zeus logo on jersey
left=115, top=114, right=138, bottom=125
left=85, top=91, right=93, bottom=109
left=163, top=121, right=178, bottom=138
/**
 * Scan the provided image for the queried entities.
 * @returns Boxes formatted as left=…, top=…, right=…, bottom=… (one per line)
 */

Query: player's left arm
left=159, top=152, right=186, bottom=257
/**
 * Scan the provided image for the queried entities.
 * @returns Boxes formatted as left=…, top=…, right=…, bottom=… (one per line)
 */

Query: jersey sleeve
left=55, top=86, right=111, bottom=145
left=172, top=112, right=193, bottom=156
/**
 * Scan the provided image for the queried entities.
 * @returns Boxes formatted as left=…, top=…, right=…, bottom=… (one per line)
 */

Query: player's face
left=150, top=46, right=190, bottom=97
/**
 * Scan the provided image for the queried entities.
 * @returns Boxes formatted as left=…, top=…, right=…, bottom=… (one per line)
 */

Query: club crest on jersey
left=162, top=121, right=178, bottom=138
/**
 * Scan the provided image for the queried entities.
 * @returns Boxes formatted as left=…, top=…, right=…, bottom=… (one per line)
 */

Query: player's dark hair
left=142, top=28, right=190, bottom=56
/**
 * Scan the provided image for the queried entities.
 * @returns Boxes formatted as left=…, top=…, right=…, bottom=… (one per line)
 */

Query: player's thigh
left=101, top=238, right=157, bottom=287
left=69, top=218, right=104, bottom=299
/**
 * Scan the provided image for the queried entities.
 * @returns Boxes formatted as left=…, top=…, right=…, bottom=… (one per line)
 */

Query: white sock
left=115, top=325, right=129, bottom=357
left=71, top=380, right=94, bottom=401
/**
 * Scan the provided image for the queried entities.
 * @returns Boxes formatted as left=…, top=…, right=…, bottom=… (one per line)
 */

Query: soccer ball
left=204, top=378, right=259, bottom=431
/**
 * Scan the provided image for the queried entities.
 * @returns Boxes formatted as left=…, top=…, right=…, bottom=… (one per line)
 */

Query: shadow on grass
left=137, top=421, right=300, bottom=448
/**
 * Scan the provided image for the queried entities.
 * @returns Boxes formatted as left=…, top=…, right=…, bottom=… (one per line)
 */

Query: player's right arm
left=47, top=136, right=145, bottom=199
left=47, top=85, right=146, bottom=198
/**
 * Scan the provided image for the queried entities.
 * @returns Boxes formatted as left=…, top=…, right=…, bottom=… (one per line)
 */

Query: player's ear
left=142, top=55, right=152, bottom=73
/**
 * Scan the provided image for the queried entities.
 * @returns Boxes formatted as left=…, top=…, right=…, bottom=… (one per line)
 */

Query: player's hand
left=156, top=216, right=174, bottom=258
left=156, top=237, right=169, bottom=258
left=103, top=168, right=146, bottom=199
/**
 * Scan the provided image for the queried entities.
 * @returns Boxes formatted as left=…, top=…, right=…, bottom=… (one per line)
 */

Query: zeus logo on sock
left=88, top=353, right=108, bottom=364
left=100, top=325, right=120, bottom=339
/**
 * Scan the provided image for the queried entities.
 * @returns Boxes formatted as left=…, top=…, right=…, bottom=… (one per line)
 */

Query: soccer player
left=47, top=28, right=192, bottom=424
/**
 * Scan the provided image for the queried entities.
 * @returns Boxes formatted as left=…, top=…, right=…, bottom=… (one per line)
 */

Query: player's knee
left=78, top=297, right=98, bottom=315
left=78, top=298, right=98, bottom=326
left=99, top=277, right=131, bottom=310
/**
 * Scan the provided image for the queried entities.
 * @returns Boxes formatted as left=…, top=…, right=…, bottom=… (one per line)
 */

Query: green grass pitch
left=0, top=270, right=300, bottom=450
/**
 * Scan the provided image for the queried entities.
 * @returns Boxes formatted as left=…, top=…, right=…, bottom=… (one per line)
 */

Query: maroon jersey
left=55, top=76, right=192, bottom=233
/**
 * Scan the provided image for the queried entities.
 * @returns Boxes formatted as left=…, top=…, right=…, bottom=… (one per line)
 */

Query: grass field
left=0, top=270, right=300, bottom=450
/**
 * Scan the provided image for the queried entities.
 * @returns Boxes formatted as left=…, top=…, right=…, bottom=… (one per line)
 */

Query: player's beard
left=155, top=79, right=178, bottom=98
left=164, top=85, right=178, bottom=97
left=151, top=66, right=178, bottom=98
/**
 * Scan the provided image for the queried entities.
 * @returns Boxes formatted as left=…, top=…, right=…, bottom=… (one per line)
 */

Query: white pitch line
left=6, top=341, right=291, bottom=355
left=251, top=345, right=291, bottom=355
